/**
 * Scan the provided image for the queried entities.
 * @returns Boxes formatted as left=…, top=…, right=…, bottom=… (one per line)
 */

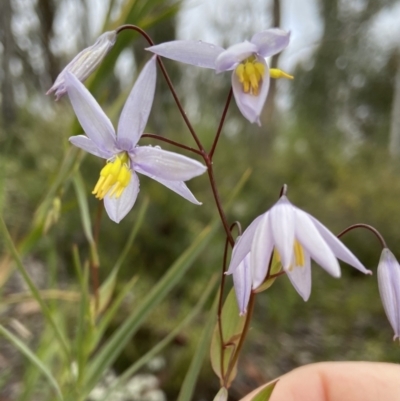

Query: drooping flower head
left=226, top=193, right=372, bottom=314
left=65, top=56, right=207, bottom=223
left=147, top=28, right=292, bottom=125
left=377, top=248, right=400, bottom=341
left=47, top=31, right=117, bottom=100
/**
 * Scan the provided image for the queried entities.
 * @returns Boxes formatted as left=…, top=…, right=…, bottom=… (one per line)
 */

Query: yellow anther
left=293, top=240, right=305, bottom=267
left=235, top=57, right=266, bottom=96
left=269, top=68, right=294, bottom=80
left=235, top=64, right=245, bottom=83
left=273, top=240, right=305, bottom=271
left=92, top=153, right=132, bottom=200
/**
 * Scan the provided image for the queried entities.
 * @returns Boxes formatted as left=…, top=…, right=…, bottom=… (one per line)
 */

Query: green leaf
left=247, top=379, right=279, bottom=401
left=0, top=324, right=63, bottom=400
left=210, top=288, right=246, bottom=387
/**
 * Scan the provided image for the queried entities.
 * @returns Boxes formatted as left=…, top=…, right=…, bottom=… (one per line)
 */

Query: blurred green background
left=1, top=0, right=400, bottom=399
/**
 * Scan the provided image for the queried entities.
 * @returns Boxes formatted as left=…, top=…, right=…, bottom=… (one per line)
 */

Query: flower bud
left=377, top=248, right=400, bottom=341
left=47, top=30, right=117, bottom=100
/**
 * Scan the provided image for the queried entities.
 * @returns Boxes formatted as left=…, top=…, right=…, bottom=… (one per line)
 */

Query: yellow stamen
left=293, top=240, right=305, bottom=267
left=269, top=68, right=294, bottom=80
left=92, top=153, right=132, bottom=200
left=274, top=240, right=305, bottom=272
left=234, top=57, right=266, bottom=96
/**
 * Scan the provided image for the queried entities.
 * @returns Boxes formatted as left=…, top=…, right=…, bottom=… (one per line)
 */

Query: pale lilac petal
left=69, top=135, right=112, bottom=159
left=215, top=41, right=258, bottom=73
left=117, top=56, right=157, bottom=149
left=226, top=215, right=264, bottom=275
left=250, top=28, right=290, bottom=58
left=310, top=215, right=372, bottom=275
left=377, top=249, right=400, bottom=340
left=286, top=251, right=312, bottom=302
left=269, top=196, right=295, bottom=271
left=131, top=146, right=207, bottom=181
left=134, top=165, right=202, bottom=204
left=146, top=40, right=224, bottom=69
left=251, top=213, right=274, bottom=289
left=294, top=209, right=341, bottom=277
left=231, top=58, right=270, bottom=125
left=103, top=173, right=140, bottom=223
left=233, top=253, right=252, bottom=315
left=65, top=72, right=117, bottom=153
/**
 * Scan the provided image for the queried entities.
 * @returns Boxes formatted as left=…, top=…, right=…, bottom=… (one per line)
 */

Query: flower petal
left=310, top=215, right=372, bottom=275
left=131, top=146, right=207, bottom=181
left=69, top=135, right=112, bottom=159
left=231, top=58, right=270, bottom=125
left=117, top=56, right=157, bottom=149
left=251, top=212, right=274, bottom=288
left=285, top=251, right=312, bottom=302
left=215, top=41, right=258, bottom=72
left=47, top=31, right=117, bottom=100
left=377, top=248, right=400, bottom=340
left=250, top=28, right=290, bottom=58
left=269, top=196, right=295, bottom=271
left=103, top=172, right=140, bottom=223
left=65, top=72, right=117, bottom=153
left=226, top=214, right=264, bottom=275
left=294, top=209, right=341, bottom=277
left=134, top=165, right=202, bottom=204
left=233, top=253, right=252, bottom=315
left=146, top=40, right=224, bottom=69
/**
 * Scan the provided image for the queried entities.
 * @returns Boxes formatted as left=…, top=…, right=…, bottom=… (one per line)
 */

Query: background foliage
left=1, top=0, right=400, bottom=400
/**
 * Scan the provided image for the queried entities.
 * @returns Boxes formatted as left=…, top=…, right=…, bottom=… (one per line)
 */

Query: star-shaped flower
left=226, top=195, right=372, bottom=314
left=47, top=31, right=117, bottom=101
left=377, top=248, right=400, bottom=341
left=66, top=56, right=207, bottom=223
left=147, top=28, right=291, bottom=125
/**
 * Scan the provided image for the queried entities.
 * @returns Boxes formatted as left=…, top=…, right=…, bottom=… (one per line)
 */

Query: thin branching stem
left=209, top=89, right=233, bottom=160
left=116, top=25, right=204, bottom=151
left=217, top=222, right=242, bottom=378
left=116, top=24, right=235, bottom=246
left=337, top=223, right=387, bottom=249
left=141, top=134, right=203, bottom=156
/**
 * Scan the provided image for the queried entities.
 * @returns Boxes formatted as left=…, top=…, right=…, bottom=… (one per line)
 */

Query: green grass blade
left=0, top=216, right=70, bottom=361
left=72, top=172, right=94, bottom=243
left=85, top=220, right=219, bottom=392
left=0, top=324, right=63, bottom=401
left=99, top=274, right=218, bottom=401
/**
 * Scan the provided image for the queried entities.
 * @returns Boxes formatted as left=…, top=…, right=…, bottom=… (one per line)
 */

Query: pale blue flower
left=47, top=31, right=117, bottom=100
left=226, top=195, right=372, bottom=313
left=377, top=248, right=400, bottom=341
left=147, top=28, right=291, bottom=125
left=65, top=56, right=207, bottom=223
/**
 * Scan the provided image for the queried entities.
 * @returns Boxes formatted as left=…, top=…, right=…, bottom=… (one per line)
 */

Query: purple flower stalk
left=146, top=28, right=291, bottom=125
left=47, top=31, right=117, bottom=100
left=226, top=195, right=372, bottom=314
left=65, top=56, right=207, bottom=223
left=377, top=248, right=400, bottom=341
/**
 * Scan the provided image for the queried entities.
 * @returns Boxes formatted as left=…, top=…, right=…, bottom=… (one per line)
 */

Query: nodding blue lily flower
left=147, top=28, right=292, bottom=125
left=47, top=31, right=117, bottom=100
left=65, top=56, right=207, bottom=223
left=377, top=248, right=400, bottom=341
left=226, top=195, right=372, bottom=314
